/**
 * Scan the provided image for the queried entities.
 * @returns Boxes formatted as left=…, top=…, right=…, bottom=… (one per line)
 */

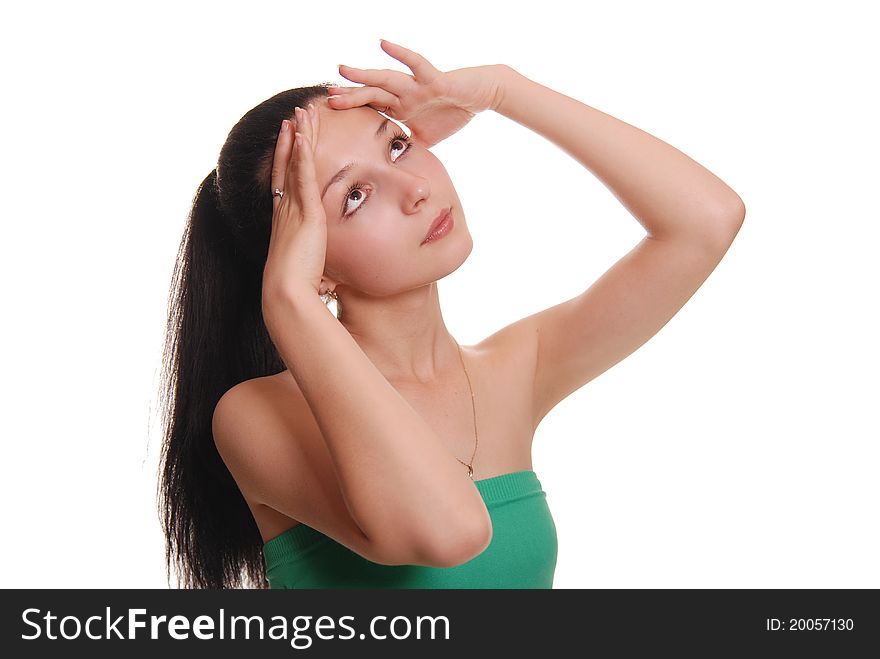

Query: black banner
left=2, top=589, right=876, bottom=656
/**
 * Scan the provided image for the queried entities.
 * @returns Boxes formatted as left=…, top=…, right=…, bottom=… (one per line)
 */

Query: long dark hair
left=157, top=84, right=333, bottom=589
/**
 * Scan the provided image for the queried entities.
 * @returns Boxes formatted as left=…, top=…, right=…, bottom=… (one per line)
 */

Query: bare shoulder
left=473, top=315, right=541, bottom=410
left=213, top=374, right=310, bottom=456
left=210, top=374, right=310, bottom=513
left=475, top=315, right=540, bottom=372
left=211, top=375, right=381, bottom=559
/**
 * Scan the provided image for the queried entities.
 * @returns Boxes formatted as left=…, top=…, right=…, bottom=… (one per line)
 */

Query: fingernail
left=281, top=119, right=289, bottom=132
left=328, top=95, right=341, bottom=101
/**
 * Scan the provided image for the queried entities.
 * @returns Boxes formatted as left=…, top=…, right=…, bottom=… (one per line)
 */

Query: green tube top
left=262, top=470, right=557, bottom=589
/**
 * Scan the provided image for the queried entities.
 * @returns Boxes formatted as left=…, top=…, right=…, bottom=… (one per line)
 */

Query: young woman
left=158, top=40, right=745, bottom=589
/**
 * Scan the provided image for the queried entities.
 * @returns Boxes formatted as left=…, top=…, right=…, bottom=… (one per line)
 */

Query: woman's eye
left=389, top=137, right=410, bottom=160
left=341, top=134, right=414, bottom=218
left=342, top=182, right=369, bottom=217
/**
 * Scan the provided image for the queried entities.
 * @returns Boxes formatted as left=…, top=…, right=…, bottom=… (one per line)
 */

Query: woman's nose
left=402, top=174, right=429, bottom=210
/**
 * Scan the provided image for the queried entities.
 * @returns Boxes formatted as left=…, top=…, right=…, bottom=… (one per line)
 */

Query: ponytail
left=157, top=85, right=332, bottom=588
left=158, top=167, right=284, bottom=589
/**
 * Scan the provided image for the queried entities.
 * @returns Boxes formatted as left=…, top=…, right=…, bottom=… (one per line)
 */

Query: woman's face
left=308, top=99, right=472, bottom=297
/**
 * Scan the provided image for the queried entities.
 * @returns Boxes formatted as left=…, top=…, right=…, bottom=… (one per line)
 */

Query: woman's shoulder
left=214, top=372, right=312, bottom=449
left=220, top=370, right=307, bottom=410
left=210, top=373, right=388, bottom=556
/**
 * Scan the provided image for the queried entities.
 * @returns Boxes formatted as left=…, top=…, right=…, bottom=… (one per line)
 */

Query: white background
left=1, top=0, right=877, bottom=588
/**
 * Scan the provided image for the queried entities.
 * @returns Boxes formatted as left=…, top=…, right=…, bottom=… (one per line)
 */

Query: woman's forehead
left=317, top=102, right=407, bottom=135
left=314, top=106, right=403, bottom=164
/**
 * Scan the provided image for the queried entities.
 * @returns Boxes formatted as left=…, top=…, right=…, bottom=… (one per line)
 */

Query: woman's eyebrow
left=320, top=118, right=392, bottom=201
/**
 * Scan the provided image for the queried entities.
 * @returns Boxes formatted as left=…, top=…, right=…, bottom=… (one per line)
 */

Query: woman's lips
left=421, top=208, right=453, bottom=245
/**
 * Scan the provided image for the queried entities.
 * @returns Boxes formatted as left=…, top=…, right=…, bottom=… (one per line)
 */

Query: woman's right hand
left=262, top=103, right=329, bottom=303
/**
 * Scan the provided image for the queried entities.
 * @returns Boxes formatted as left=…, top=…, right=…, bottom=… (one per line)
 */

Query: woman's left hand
left=327, top=40, right=508, bottom=148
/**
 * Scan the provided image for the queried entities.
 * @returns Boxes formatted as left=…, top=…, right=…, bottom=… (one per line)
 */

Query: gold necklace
left=454, top=342, right=478, bottom=480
